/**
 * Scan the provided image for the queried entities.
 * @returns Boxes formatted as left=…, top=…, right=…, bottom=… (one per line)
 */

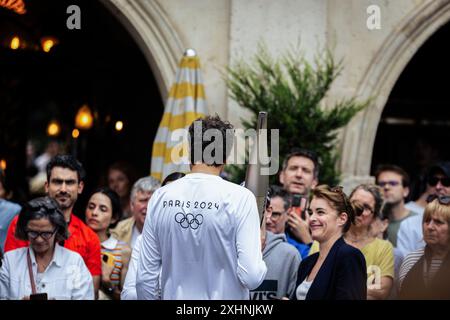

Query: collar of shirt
left=102, top=236, right=118, bottom=250
left=28, top=243, right=64, bottom=270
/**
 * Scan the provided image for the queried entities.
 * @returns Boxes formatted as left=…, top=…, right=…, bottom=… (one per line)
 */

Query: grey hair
left=130, top=176, right=161, bottom=201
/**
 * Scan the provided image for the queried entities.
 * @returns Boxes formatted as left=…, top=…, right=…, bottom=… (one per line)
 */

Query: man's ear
left=279, top=170, right=286, bottom=186
left=403, top=186, right=410, bottom=198
left=45, top=180, right=49, bottom=194
left=311, top=177, right=318, bottom=189
left=78, top=181, right=84, bottom=195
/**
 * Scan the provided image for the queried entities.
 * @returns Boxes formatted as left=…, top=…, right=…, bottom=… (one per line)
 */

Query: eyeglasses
left=267, top=211, right=284, bottom=221
left=26, top=229, right=57, bottom=240
left=426, top=194, right=450, bottom=205
left=377, top=181, right=401, bottom=188
left=427, top=176, right=450, bottom=187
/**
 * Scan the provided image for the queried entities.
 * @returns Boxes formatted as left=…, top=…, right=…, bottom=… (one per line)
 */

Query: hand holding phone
left=102, top=252, right=115, bottom=267
left=291, top=194, right=308, bottom=220
left=29, top=293, right=48, bottom=300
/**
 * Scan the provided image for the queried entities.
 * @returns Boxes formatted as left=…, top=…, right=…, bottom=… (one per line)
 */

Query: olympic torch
left=245, top=112, right=269, bottom=225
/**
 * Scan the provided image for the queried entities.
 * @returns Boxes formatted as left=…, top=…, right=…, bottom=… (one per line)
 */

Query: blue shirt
left=0, top=199, right=21, bottom=253
left=286, top=232, right=311, bottom=259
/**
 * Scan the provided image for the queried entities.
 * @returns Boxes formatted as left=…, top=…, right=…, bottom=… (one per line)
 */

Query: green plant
left=225, top=45, right=369, bottom=185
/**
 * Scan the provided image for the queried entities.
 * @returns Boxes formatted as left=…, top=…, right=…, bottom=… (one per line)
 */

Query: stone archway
left=100, top=0, right=185, bottom=98
left=340, top=0, right=450, bottom=189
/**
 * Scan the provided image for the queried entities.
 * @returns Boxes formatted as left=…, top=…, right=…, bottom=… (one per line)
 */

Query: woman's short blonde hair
left=423, top=199, right=450, bottom=228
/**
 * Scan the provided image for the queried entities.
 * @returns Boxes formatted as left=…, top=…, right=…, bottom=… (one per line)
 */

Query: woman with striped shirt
left=85, top=187, right=131, bottom=300
left=398, top=195, right=450, bottom=299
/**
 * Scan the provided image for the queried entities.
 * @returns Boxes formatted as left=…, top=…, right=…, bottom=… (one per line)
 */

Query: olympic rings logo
left=175, top=212, right=204, bottom=230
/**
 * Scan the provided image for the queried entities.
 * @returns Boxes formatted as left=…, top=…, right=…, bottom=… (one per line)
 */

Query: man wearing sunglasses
left=375, top=164, right=417, bottom=247
left=397, top=162, right=450, bottom=259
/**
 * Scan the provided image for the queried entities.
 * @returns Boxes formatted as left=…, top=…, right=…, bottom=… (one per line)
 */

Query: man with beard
left=278, top=148, right=319, bottom=257
left=375, top=164, right=417, bottom=247
left=4, top=155, right=101, bottom=297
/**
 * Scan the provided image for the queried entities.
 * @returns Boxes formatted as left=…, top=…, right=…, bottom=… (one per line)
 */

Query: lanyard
left=26, top=249, right=38, bottom=295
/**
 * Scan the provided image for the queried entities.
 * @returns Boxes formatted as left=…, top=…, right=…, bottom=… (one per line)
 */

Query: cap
left=427, top=161, right=450, bottom=178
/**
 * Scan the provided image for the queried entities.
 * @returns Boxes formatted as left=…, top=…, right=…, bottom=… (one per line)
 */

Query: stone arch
left=100, top=0, right=185, bottom=98
left=340, top=0, right=450, bottom=187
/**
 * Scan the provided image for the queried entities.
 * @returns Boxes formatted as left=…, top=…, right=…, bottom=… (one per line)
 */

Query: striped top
left=398, top=247, right=443, bottom=289
left=101, top=236, right=128, bottom=288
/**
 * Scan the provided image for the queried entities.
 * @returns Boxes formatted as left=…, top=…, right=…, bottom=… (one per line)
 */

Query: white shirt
left=136, top=173, right=267, bottom=300
left=130, top=224, right=140, bottom=249
left=296, top=279, right=312, bottom=300
left=121, top=235, right=142, bottom=300
left=405, top=201, right=424, bottom=215
left=397, top=209, right=425, bottom=259
left=0, top=244, right=94, bottom=300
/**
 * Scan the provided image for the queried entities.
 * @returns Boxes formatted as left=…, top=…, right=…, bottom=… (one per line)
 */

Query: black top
left=294, top=237, right=367, bottom=300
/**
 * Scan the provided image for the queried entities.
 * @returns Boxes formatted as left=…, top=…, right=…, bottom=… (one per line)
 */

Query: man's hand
left=287, top=208, right=312, bottom=244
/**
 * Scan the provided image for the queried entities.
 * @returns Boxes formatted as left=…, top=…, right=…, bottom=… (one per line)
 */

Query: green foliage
left=225, top=45, right=369, bottom=186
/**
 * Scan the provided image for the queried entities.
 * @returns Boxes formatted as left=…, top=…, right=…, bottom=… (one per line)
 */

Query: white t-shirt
left=136, top=172, right=267, bottom=300
left=121, top=235, right=142, bottom=300
left=296, top=279, right=312, bottom=300
left=397, top=202, right=425, bottom=259
left=130, top=224, right=141, bottom=249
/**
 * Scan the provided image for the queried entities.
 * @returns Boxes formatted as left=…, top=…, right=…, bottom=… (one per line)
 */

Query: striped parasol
left=150, top=49, right=207, bottom=182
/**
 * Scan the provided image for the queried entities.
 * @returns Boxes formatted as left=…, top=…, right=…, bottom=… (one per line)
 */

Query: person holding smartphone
left=279, top=148, right=319, bottom=257
left=0, top=197, right=94, bottom=300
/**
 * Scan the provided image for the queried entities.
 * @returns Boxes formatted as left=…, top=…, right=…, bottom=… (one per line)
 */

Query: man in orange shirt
left=4, top=155, right=101, bottom=298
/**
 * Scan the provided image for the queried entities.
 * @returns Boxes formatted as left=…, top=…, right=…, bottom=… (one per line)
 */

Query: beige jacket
left=110, top=217, right=135, bottom=247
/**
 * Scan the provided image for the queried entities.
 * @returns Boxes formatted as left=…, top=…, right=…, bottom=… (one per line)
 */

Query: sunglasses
left=427, top=176, right=450, bottom=187
left=26, top=229, right=57, bottom=240
left=426, top=194, right=450, bottom=205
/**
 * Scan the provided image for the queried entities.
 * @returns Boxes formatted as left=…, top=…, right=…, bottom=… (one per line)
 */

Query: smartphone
left=102, top=252, right=115, bottom=267
left=291, top=194, right=306, bottom=220
left=30, top=293, right=48, bottom=300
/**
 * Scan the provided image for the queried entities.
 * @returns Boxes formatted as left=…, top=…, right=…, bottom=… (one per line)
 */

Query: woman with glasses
left=0, top=197, right=94, bottom=300
left=293, top=185, right=367, bottom=300
left=398, top=195, right=450, bottom=299
left=85, top=187, right=131, bottom=300
left=309, top=184, right=394, bottom=299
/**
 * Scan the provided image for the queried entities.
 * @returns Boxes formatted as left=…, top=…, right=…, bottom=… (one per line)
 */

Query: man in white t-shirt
left=136, top=116, right=267, bottom=300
